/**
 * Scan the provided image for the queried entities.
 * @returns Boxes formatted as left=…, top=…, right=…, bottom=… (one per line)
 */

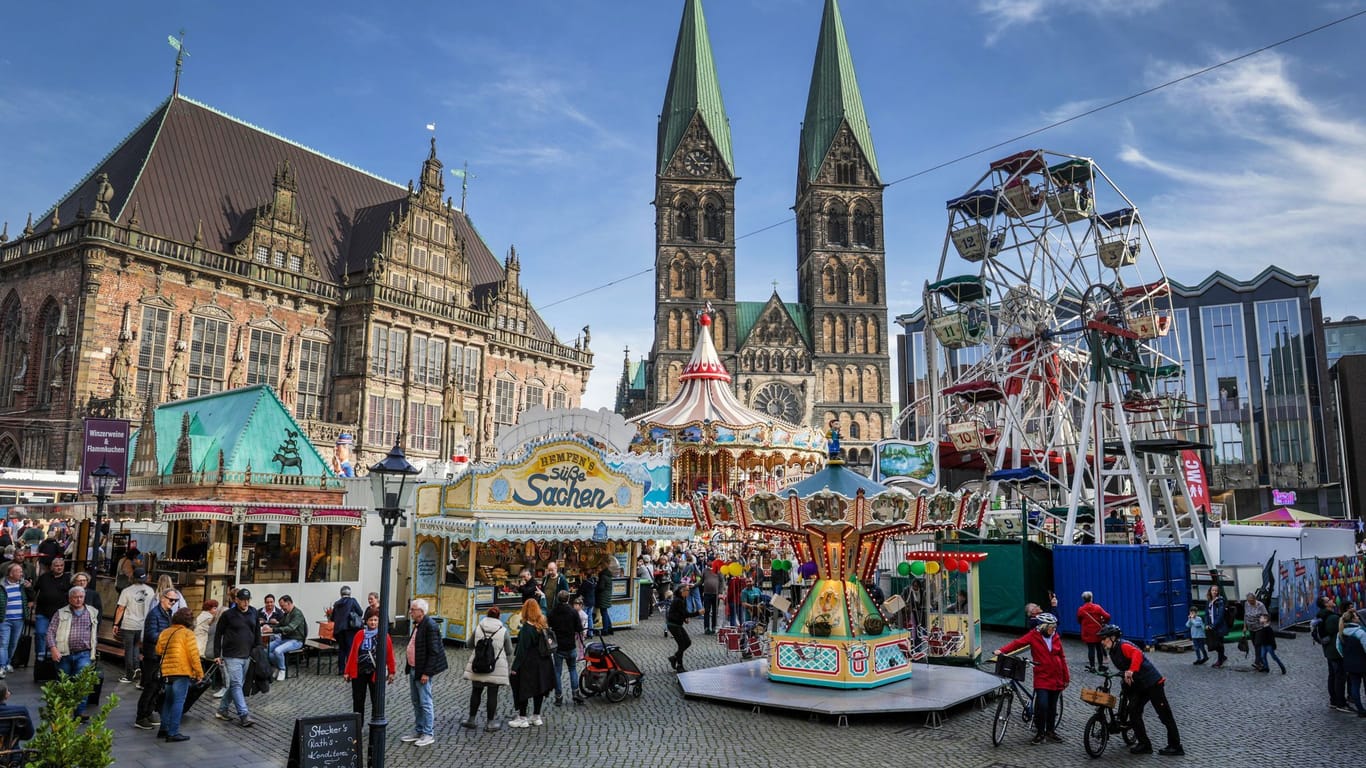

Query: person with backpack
left=1098, top=624, right=1184, bottom=756
left=1315, top=596, right=1350, bottom=712
left=330, top=586, right=364, bottom=678
left=508, top=599, right=555, bottom=728
left=344, top=609, right=395, bottom=719
left=1336, top=608, right=1366, bottom=717
left=462, top=606, right=512, bottom=732
left=1206, top=585, right=1230, bottom=668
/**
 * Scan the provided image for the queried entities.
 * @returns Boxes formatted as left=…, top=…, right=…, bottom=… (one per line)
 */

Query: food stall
left=412, top=437, right=693, bottom=642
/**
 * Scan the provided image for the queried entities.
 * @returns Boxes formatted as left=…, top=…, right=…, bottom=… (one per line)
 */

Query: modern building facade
left=616, top=0, right=893, bottom=468
left=895, top=266, right=1349, bottom=520
left=0, top=95, right=592, bottom=473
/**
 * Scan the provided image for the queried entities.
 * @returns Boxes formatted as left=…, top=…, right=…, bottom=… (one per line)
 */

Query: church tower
left=649, top=0, right=738, bottom=407
left=796, top=0, right=892, bottom=456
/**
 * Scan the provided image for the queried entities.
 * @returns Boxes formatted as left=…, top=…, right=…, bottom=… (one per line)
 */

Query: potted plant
left=807, top=613, right=834, bottom=637
left=862, top=615, right=886, bottom=636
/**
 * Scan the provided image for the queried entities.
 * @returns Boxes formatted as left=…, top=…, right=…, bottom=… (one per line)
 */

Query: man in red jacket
left=997, top=612, right=1070, bottom=744
left=1076, top=591, right=1112, bottom=673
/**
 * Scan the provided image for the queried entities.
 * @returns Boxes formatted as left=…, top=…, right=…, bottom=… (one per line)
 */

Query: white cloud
left=1119, top=52, right=1366, bottom=313
left=978, top=0, right=1167, bottom=45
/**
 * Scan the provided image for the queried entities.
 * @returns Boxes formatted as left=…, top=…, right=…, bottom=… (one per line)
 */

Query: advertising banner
left=1276, top=558, right=1318, bottom=630
left=1179, top=449, right=1208, bottom=517
left=873, top=439, right=938, bottom=488
left=80, top=418, right=130, bottom=494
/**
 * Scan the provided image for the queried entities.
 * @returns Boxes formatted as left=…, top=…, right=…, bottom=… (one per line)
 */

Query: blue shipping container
left=1053, top=544, right=1190, bottom=647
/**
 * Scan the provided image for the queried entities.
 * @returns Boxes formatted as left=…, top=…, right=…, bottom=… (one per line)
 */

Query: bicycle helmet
left=1035, top=612, right=1058, bottom=626
left=1097, top=623, right=1122, bottom=639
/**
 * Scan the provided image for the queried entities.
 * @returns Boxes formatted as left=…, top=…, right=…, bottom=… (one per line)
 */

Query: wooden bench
left=304, top=639, right=338, bottom=675
left=95, top=617, right=124, bottom=661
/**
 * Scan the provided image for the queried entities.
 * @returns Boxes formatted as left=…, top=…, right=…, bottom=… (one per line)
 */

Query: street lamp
left=88, top=462, right=118, bottom=576
left=366, top=441, right=419, bottom=768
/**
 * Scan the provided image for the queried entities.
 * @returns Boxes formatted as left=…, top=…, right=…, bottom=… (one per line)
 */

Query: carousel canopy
left=786, top=460, right=889, bottom=499
left=630, top=310, right=808, bottom=434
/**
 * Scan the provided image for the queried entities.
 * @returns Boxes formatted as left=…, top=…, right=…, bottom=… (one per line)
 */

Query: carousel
left=628, top=307, right=826, bottom=506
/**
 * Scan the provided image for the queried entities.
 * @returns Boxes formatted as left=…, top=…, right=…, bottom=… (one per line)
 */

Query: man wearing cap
left=213, top=588, right=261, bottom=728
left=114, top=568, right=156, bottom=684
left=330, top=586, right=364, bottom=677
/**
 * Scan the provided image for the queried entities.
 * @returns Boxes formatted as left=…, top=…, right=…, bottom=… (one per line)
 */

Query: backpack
left=356, top=639, right=378, bottom=678
left=540, top=626, right=557, bottom=656
left=471, top=626, right=500, bottom=674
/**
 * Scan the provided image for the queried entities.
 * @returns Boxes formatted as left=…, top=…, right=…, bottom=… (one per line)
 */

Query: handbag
left=1236, top=634, right=1249, bottom=653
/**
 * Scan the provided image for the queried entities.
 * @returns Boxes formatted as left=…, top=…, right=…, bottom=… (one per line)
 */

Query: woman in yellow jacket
left=155, top=607, right=204, bottom=742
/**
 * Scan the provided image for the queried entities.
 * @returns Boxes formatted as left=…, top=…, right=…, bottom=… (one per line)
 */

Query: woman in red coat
left=345, top=610, right=396, bottom=718
left=997, top=612, right=1070, bottom=744
left=1076, top=591, right=1112, bottom=672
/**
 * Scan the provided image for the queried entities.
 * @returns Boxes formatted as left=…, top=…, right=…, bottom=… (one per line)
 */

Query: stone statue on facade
left=166, top=342, right=188, bottom=400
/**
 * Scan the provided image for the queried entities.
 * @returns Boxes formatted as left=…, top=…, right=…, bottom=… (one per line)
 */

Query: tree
left=28, top=664, right=117, bottom=767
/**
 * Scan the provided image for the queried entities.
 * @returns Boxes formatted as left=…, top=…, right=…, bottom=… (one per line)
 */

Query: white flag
left=425, top=123, right=436, bottom=131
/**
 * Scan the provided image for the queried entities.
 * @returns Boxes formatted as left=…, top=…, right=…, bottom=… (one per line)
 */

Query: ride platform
left=677, top=658, right=1001, bottom=727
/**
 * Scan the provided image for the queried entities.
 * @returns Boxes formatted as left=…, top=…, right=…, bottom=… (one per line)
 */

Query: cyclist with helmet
left=1098, top=624, right=1183, bottom=756
left=997, top=612, right=1070, bottom=745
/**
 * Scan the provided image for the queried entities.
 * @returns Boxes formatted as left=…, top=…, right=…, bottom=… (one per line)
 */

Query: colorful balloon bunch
left=720, top=562, right=745, bottom=577
left=897, top=556, right=971, bottom=576
left=770, top=559, right=792, bottom=571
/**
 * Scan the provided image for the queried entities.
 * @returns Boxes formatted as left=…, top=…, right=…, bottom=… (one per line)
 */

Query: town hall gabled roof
left=800, top=0, right=880, bottom=183
left=33, top=95, right=555, bottom=342
left=658, top=0, right=735, bottom=176
left=129, top=384, right=334, bottom=478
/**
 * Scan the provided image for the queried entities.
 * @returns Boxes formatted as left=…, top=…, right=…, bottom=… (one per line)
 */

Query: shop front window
left=238, top=523, right=302, bottom=584
left=305, top=525, right=361, bottom=582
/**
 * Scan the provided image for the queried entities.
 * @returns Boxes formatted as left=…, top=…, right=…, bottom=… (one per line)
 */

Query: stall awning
left=157, top=501, right=368, bottom=526
left=415, top=516, right=693, bottom=543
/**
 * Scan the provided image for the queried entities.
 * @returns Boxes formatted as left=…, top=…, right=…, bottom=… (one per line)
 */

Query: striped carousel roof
left=632, top=311, right=799, bottom=430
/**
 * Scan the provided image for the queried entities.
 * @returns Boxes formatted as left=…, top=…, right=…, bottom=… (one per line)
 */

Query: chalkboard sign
left=287, top=713, right=362, bottom=768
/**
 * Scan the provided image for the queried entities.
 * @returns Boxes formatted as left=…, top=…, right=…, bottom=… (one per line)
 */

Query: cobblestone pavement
left=11, top=615, right=1360, bottom=767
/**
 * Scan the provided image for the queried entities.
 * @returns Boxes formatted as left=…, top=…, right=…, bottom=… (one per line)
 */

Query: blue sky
left=2, top=1, right=1364, bottom=411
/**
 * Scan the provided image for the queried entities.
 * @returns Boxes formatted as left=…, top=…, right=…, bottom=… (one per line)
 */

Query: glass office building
left=895, top=267, right=1343, bottom=520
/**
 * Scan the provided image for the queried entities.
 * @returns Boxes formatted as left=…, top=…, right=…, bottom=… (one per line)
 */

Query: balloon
left=897, top=562, right=911, bottom=576
left=710, top=562, right=721, bottom=573
left=943, top=558, right=959, bottom=573
left=799, top=561, right=819, bottom=579
left=960, top=560, right=972, bottom=573
left=924, top=560, right=941, bottom=575
left=909, top=560, right=926, bottom=577
left=711, top=559, right=724, bottom=570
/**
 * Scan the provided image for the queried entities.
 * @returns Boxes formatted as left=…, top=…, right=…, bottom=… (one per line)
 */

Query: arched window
left=676, top=199, right=697, bottom=241
left=0, top=435, right=18, bottom=467
left=854, top=266, right=867, bottom=298
left=853, top=207, right=874, bottom=247
left=670, top=257, right=687, bottom=294
left=703, top=202, right=724, bottom=241
left=835, top=152, right=858, bottom=185
left=822, top=264, right=838, bottom=299
left=848, top=421, right=861, bottom=439
left=36, top=302, right=64, bottom=406
left=826, top=203, right=849, bottom=247
left=0, top=299, right=20, bottom=408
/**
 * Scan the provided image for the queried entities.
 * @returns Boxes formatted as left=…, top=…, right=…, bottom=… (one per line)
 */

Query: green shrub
left=28, top=664, right=117, bottom=768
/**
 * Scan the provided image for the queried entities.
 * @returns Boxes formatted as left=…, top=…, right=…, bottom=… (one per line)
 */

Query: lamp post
left=88, top=462, right=118, bottom=576
left=366, top=441, right=419, bottom=768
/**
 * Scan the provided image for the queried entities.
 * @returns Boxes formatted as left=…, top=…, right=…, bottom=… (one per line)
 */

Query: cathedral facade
left=0, top=95, right=591, bottom=473
left=617, top=0, right=892, bottom=467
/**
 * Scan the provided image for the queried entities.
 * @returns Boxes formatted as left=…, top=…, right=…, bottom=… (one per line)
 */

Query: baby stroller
left=579, top=641, right=644, bottom=702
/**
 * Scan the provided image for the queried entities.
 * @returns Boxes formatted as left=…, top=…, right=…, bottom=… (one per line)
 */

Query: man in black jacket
left=595, top=564, right=615, bottom=636
left=547, top=590, right=584, bottom=706
left=403, top=599, right=447, bottom=748
left=29, top=557, right=71, bottom=662
left=1317, top=597, right=1349, bottom=711
left=666, top=584, right=701, bottom=672
left=213, top=589, right=261, bottom=728
left=330, top=586, right=363, bottom=678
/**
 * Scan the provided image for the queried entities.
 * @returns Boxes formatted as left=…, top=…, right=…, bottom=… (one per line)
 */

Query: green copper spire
left=658, top=0, right=734, bottom=176
left=800, top=0, right=879, bottom=183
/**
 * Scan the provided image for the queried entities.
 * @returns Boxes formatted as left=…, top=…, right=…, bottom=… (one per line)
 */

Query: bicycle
left=1080, top=670, right=1136, bottom=758
left=985, top=653, right=1064, bottom=746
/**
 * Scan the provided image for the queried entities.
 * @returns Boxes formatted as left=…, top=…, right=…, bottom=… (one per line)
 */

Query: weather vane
left=167, top=29, right=189, bottom=96
left=451, top=161, right=476, bottom=211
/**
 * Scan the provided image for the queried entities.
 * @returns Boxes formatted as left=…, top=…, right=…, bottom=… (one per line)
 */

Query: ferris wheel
left=918, top=149, right=1208, bottom=558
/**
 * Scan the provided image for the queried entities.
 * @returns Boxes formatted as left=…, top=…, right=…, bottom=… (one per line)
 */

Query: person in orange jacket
left=997, top=612, right=1070, bottom=745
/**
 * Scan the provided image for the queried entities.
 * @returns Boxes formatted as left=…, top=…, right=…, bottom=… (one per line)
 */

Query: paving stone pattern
left=11, top=616, right=1359, bottom=768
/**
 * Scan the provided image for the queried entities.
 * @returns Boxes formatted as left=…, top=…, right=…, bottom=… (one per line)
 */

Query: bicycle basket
left=994, top=654, right=1028, bottom=682
left=1080, top=688, right=1117, bottom=708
